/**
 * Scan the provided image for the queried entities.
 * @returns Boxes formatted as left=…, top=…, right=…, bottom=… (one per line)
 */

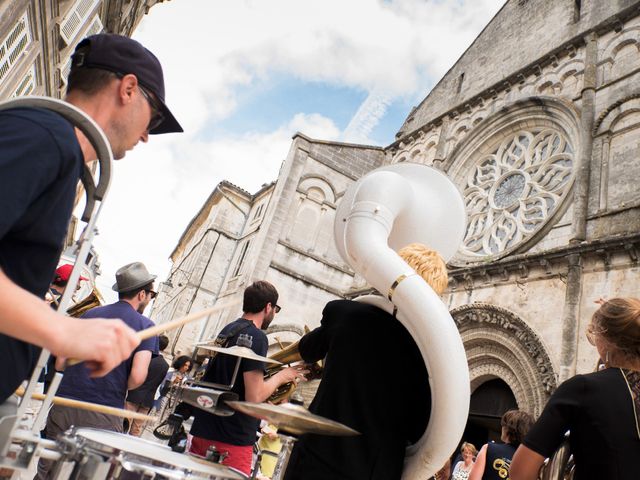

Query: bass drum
left=51, top=428, right=246, bottom=480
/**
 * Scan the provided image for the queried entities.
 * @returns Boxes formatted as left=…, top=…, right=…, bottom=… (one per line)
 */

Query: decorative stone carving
left=452, top=303, right=557, bottom=415
left=459, top=128, right=574, bottom=260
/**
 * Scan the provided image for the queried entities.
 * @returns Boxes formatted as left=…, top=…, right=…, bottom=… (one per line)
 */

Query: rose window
left=459, top=129, right=574, bottom=260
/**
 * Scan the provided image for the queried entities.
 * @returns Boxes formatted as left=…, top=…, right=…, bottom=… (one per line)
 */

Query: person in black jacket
left=284, top=243, right=448, bottom=480
left=126, top=335, right=170, bottom=436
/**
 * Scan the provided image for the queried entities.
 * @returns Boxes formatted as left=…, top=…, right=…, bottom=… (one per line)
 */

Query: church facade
left=153, top=0, right=640, bottom=434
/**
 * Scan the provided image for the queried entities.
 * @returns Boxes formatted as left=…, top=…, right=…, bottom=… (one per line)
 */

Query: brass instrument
left=538, top=432, right=574, bottom=480
left=265, top=339, right=323, bottom=404
left=66, top=288, right=104, bottom=317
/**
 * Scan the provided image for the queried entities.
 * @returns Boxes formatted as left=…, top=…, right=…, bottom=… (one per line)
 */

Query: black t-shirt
left=127, top=354, right=169, bottom=407
left=190, top=318, right=267, bottom=446
left=0, top=107, right=83, bottom=403
left=284, top=300, right=431, bottom=480
left=483, top=442, right=516, bottom=480
left=523, top=368, right=640, bottom=480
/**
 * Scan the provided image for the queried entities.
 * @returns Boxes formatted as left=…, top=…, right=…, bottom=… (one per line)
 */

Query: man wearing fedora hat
left=0, top=33, right=183, bottom=406
left=37, top=262, right=159, bottom=478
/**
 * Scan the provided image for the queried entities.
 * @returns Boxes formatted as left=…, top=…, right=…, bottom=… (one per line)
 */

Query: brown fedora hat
left=112, top=262, right=157, bottom=292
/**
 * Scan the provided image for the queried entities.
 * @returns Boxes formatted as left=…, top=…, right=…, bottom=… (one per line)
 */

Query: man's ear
left=118, top=73, right=138, bottom=104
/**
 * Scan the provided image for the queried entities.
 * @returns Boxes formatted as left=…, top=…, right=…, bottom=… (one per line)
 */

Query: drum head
left=74, top=428, right=246, bottom=479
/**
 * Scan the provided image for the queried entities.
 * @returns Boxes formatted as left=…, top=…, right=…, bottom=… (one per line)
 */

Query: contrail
left=342, top=89, right=392, bottom=144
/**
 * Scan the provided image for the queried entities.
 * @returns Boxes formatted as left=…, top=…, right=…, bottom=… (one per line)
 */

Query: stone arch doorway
left=464, top=378, right=518, bottom=450
left=450, top=303, right=557, bottom=450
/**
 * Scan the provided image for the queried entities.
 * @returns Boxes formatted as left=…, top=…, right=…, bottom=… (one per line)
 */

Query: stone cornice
left=448, top=231, right=640, bottom=290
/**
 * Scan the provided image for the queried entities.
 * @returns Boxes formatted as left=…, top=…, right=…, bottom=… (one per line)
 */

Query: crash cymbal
left=226, top=401, right=360, bottom=437
left=198, top=345, right=282, bottom=365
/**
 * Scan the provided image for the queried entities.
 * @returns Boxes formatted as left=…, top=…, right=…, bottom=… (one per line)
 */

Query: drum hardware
left=190, top=346, right=282, bottom=392
left=204, top=444, right=228, bottom=464
left=231, top=396, right=357, bottom=480
left=197, top=346, right=282, bottom=365
left=49, top=427, right=248, bottom=479
left=226, top=401, right=360, bottom=437
left=179, top=386, right=238, bottom=417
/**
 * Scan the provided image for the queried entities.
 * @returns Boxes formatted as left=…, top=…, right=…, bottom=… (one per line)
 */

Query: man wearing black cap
left=37, top=262, right=158, bottom=478
left=0, top=34, right=183, bottom=406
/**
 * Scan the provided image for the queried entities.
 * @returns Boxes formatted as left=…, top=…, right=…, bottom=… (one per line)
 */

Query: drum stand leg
left=269, top=435, right=296, bottom=480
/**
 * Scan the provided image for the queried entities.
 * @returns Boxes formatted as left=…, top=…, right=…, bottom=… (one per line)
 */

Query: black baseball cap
left=71, top=33, right=183, bottom=135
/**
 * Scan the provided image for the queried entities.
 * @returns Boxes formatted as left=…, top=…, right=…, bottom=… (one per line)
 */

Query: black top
left=523, top=368, right=640, bottom=480
left=127, top=354, right=169, bottom=407
left=0, top=107, right=83, bottom=403
left=190, top=318, right=267, bottom=446
left=284, top=300, right=431, bottom=480
left=483, top=442, right=516, bottom=480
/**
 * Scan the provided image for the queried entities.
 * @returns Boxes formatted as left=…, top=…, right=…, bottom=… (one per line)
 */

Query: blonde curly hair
left=397, top=243, right=448, bottom=295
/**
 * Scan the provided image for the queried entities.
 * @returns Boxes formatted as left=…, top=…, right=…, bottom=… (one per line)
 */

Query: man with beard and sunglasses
left=188, top=281, right=306, bottom=476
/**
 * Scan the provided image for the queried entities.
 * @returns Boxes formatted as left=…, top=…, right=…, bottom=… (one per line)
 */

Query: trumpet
left=66, top=288, right=104, bottom=318
left=265, top=339, right=323, bottom=404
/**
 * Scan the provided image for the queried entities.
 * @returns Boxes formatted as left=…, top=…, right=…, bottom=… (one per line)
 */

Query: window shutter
left=59, top=0, right=99, bottom=45
left=12, top=64, right=36, bottom=97
left=0, top=12, right=31, bottom=84
left=59, top=15, right=103, bottom=86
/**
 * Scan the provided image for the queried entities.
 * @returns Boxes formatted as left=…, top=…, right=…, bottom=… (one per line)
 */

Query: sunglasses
left=145, top=289, right=157, bottom=299
left=274, top=304, right=281, bottom=313
left=138, top=85, right=165, bottom=131
left=585, top=323, right=605, bottom=346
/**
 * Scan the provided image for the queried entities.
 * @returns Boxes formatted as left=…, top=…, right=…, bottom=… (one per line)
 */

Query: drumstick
left=137, top=299, right=239, bottom=341
left=67, top=300, right=240, bottom=366
left=14, top=387, right=154, bottom=422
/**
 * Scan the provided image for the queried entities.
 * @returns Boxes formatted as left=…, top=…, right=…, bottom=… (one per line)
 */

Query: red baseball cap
left=55, top=264, right=88, bottom=282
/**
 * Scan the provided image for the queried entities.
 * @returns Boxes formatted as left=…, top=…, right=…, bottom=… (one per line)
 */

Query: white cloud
left=90, top=0, right=504, bottom=298
left=134, top=0, right=503, bottom=129
left=92, top=112, right=340, bottom=302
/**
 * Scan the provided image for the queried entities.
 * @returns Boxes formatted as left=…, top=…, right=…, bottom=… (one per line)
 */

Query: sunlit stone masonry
left=153, top=0, right=640, bottom=442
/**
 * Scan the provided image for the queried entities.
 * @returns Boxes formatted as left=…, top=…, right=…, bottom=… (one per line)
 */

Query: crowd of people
left=0, top=29, right=638, bottom=480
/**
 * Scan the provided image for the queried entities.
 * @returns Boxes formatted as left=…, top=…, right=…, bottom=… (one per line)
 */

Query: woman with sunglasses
left=511, top=297, right=640, bottom=480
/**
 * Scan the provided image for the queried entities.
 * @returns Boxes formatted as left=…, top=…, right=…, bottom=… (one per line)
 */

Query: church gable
left=397, top=0, right=640, bottom=139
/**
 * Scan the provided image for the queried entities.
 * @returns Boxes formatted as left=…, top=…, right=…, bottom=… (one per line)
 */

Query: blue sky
left=212, top=78, right=369, bottom=138
left=89, top=0, right=505, bottom=300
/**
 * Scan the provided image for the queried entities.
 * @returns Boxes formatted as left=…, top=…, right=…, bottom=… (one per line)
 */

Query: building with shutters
left=0, top=0, right=169, bottom=279
left=0, top=0, right=167, bottom=100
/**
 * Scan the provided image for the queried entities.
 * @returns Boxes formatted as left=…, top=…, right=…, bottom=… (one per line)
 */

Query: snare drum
left=51, top=428, right=246, bottom=480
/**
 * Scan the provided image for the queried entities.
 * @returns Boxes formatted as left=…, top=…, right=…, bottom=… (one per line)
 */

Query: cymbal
left=198, top=345, right=282, bottom=365
left=226, top=401, right=360, bottom=437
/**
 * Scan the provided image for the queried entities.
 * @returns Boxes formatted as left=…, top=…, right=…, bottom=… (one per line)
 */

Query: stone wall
left=397, top=0, right=640, bottom=139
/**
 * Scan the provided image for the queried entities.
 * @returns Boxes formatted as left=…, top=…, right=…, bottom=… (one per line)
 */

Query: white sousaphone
left=334, top=162, right=469, bottom=479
